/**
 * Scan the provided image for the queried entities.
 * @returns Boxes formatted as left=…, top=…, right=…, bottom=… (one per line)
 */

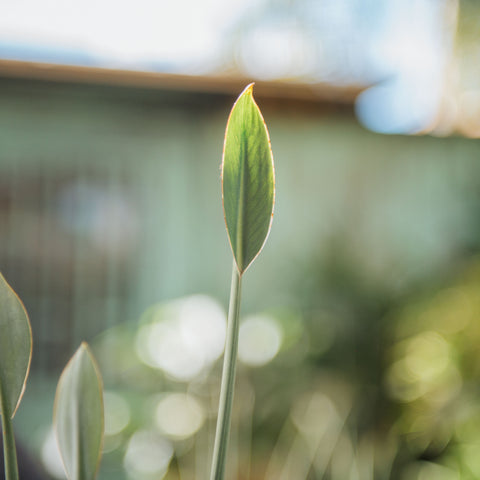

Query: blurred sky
left=0, top=0, right=467, bottom=135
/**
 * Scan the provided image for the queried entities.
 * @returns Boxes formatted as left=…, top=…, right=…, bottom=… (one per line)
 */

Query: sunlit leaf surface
left=0, top=272, right=32, bottom=418
left=54, top=343, right=104, bottom=480
left=222, top=83, right=275, bottom=274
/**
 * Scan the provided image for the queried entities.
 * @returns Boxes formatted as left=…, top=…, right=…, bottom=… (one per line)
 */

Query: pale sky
left=0, top=0, right=256, bottom=72
left=0, top=0, right=455, bottom=134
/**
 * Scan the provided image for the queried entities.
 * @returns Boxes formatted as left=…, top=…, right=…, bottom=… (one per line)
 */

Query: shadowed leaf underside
left=0, top=272, right=32, bottom=419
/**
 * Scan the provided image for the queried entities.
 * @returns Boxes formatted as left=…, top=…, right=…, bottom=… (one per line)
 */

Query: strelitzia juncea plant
left=210, top=83, right=275, bottom=480
left=0, top=271, right=104, bottom=480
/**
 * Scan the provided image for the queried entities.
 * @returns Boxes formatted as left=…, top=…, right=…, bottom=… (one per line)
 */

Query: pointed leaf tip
left=244, top=83, right=254, bottom=95
left=222, top=85, right=275, bottom=274
left=0, top=272, right=32, bottom=418
left=54, top=343, right=104, bottom=480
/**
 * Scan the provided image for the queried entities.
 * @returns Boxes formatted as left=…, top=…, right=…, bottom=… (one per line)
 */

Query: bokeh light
left=40, top=428, right=66, bottom=480
left=290, top=392, right=338, bottom=439
left=238, top=315, right=283, bottom=367
left=56, top=182, right=138, bottom=255
left=135, top=295, right=226, bottom=381
left=154, top=393, right=205, bottom=440
left=104, top=391, right=131, bottom=436
left=386, top=331, right=462, bottom=404
left=123, top=430, right=173, bottom=479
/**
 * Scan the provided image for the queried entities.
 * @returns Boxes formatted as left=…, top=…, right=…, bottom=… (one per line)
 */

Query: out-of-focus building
left=1, top=59, right=479, bottom=376
left=0, top=60, right=364, bottom=372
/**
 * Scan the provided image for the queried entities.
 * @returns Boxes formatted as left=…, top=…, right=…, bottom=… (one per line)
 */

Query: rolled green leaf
left=0, top=272, right=32, bottom=419
left=222, top=83, right=275, bottom=274
left=54, top=343, right=104, bottom=480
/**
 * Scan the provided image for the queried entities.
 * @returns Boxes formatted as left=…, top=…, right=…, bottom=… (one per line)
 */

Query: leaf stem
left=210, top=261, right=242, bottom=480
left=0, top=394, right=19, bottom=480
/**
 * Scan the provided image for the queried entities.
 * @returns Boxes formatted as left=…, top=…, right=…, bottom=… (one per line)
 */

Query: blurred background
left=2, top=0, right=480, bottom=479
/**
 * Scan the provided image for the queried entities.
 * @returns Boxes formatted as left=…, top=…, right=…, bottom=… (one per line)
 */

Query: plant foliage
left=222, top=83, right=275, bottom=274
left=0, top=272, right=32, bottom=419
left=54, top=343, right=104, bottom=480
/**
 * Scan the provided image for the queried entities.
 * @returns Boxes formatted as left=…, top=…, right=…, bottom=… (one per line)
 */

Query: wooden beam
left=0, top=59, right=365, bottom=104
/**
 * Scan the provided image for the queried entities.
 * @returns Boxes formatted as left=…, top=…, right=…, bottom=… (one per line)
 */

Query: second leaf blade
left=0, top=272, right=32, bottom=419
left=54, top=343, right=104, bottom=480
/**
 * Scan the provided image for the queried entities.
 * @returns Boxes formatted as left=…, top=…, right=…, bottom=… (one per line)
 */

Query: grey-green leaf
left=0, top=272, right=32, bottom=419
left=54, top=343, right=104, bottom=480
left=222, top=83, right=275, bottom=274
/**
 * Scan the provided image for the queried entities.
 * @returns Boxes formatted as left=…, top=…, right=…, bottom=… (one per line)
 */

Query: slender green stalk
left=210, top=262, right=242, bottom=480
left=0, top=393, right=19, bottom=480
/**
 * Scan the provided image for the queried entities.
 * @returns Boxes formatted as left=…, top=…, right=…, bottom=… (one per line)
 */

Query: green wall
left=1, top=76, right=479, bottom=373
